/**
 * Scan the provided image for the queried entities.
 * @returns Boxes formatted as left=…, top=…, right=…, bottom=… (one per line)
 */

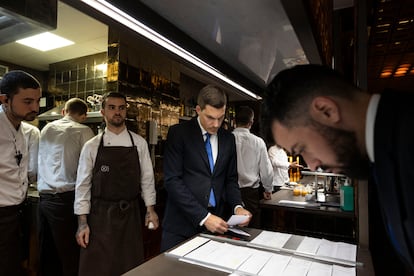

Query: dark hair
left=197, top=84, right=227, bottom=110
left=235, top=106, right=254, bottom=126
left=0, top=70, right=41, bottom=100
left=262, top=64, right=362, bottom=128
left=101, top=92, right=126, bottom=108
left=65, top=98, right=88, bottom=115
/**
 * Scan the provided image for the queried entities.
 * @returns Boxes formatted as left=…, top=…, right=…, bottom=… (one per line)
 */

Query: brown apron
left=78, top=131, right=144, bottom=276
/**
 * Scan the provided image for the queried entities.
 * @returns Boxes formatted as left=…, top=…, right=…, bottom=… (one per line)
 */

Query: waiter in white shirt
left=268, top=144, right=302, bottom=191
left=38, top=98, right=94, bottom=276
left=21, top=121, right=40, bottom=185
left=0, top=70, right=41, bottom=276
left=232, top=106, right=273, bottom=228
left=75, top=92, right=159, bottom=276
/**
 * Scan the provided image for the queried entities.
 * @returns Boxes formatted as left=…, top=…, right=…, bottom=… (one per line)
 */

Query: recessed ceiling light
left=16, top=32, right=74, bottom=52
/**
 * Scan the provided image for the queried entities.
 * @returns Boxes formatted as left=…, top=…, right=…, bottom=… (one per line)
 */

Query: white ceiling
left=0, top=1, right=108, bottom=71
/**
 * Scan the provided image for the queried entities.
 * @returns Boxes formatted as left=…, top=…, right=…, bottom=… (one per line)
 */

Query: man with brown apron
left=75, top=92, right=159, bottom=276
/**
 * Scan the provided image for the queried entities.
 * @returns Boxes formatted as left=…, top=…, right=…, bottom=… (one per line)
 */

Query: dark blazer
left=373, top=90, right=414, bottom=271
left=162, top=118, right=242, bottom=242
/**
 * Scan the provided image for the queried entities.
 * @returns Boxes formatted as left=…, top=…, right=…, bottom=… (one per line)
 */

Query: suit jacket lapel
left=215, top=129, right=225, bottom=173
left=189, top=118, right=211, bottom=174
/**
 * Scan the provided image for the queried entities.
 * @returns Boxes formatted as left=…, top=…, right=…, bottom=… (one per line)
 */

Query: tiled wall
left=48, top=52, right=107, bottom=106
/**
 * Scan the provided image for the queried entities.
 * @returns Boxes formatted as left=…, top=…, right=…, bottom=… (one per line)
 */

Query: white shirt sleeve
left=135, top=135, right=156, bottom=207
left=258, top=139, right=274, bottom=192
left=74, top=136, right=98, bottom=215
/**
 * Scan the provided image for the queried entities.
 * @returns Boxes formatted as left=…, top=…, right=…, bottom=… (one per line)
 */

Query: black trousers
left=240, top=187, right=261, bottom=229
left=38, top=191, right=79, bottom=276
left=0, top=204, right=25, bottom=276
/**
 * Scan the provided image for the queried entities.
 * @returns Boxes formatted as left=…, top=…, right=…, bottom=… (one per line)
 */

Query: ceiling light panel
left=16, top=32, right=74, bottom=52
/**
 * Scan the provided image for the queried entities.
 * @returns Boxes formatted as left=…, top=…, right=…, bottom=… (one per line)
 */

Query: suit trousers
left=38, top=191, right=79, bottom=276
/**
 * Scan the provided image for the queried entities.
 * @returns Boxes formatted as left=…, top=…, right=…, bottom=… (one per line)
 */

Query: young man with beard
left=75, top=92, right=159, bottom=276
left=262, top=64, right=414, bottom=273
left=0, top=70, right=41, bottom=275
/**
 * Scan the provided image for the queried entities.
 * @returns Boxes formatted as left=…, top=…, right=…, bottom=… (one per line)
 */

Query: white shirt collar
left=365, top=94, right=381, bottom=163
left=197, top=116, right=208, bottom=136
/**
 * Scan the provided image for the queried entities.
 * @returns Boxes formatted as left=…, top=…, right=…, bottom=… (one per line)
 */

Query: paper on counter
left=184, top=240, right=253, bottom=270
left=227, top=215, right=250, bottom=226
left=316, top=239, right=357, bottom=263
left=307, top=262, right=333, bottom=276
left=250, top=230, right=292, bottom=249
left=332, top=265, right=356, bottom=276
left=167, top=236, right=210, bottom=257
left=237, top=249, right=273, bottom=275
left=296, top=236, right=322, bottom=255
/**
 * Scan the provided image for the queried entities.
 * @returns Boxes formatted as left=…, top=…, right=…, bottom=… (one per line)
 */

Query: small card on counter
left=226, top=215, right=251, bottom=237
left=228, top=227, right=250, bottom=237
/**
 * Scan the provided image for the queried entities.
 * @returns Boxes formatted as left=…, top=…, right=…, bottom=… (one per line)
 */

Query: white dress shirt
left=0, top=106, right=29, bottom=206
left=74, top=127, right=156, bottom=215
left=232, top=127, right=273, bottom=192
left=197, top=117, right=242, bottom=225
left=197, top=117, right=218, bottom=163
left=22, top=122, right=40, bottom=184
left=268, top=145, right=290, bottom=187
left=38, top=116, right=94, bottom=193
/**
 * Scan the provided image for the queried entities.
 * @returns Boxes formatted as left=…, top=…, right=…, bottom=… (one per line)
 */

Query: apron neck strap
left=99, top=129, right=136, bottom=147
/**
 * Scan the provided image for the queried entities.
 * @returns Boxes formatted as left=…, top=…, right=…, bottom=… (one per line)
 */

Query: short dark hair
left=101, top=92, right=126, bottom=108
left=197, top=84, right=227, bottom=110
left=0, top=70, right=41, bottom=100
left=235, top=106, right=254, bottom=126
left=65, top=98, right=88, bottom=115
left=262, top=64, right=362, bottom=128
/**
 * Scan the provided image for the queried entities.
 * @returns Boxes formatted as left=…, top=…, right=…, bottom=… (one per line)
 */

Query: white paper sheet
left=185, top=241, right=253, bottom=270
left=258, top=254, right=291, bottom=276
left=316, top=239, right=357, bottom=262
left=167, top=236, right=210, bottom=257
left=250, top=230, right=292, bottom=249
left=332, top=264, right=356, bottom=276
left=185, top=240, right=222, bottom=261
left=227, top=215, right=250, bottom=226
left=282, top=257, right=312, bottom=276
left=236, top=249, right=273, bottom=275
left=307, top=262, right=333, bottom=276
left=295, top=236, right=322, bottom=255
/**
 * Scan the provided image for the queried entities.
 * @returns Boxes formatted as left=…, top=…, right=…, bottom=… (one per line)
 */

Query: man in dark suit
left=161, top=84, right=252, bottom=251
left=262, top=64, right=414, bottom=273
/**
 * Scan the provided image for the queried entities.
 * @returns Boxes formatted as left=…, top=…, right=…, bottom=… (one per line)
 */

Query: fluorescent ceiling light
left=81, top=0, right=261, bottom=100
left=16, top=32, right=74, bottom=52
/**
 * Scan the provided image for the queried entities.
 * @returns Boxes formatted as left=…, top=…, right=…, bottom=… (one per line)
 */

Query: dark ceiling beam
left=281, top=0, right=323, bottom=65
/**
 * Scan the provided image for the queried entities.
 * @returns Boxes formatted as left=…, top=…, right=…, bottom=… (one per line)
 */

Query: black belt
left=0, top=203, right=24, bottom=214
left=40, top=190, right=75, bottom=199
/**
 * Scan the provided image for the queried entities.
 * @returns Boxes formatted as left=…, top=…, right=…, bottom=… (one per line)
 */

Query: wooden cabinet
left=260, top=190, right=357, bottom=243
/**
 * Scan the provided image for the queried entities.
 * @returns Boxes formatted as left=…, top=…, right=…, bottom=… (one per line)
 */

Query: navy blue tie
left=205, top=133, right=216, bottom=207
